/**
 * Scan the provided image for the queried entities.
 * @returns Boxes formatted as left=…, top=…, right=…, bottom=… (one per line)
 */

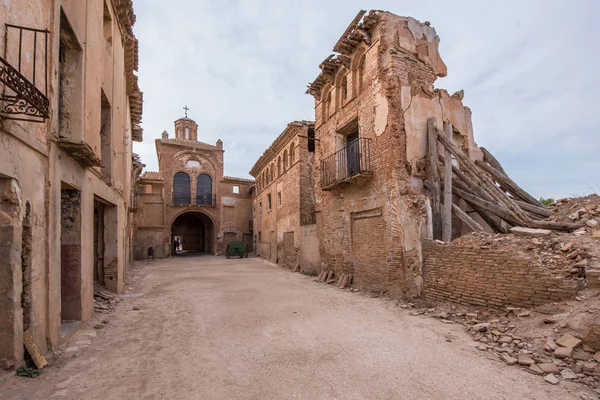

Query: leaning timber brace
left=424, top=118, right=584, bottom=238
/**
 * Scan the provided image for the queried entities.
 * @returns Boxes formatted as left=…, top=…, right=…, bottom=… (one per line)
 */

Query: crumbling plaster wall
left=1, top=0, right=138, bottom=368
left=0, top=132, right=49, bottom=359
left=314, top=13, right=457, bottom=296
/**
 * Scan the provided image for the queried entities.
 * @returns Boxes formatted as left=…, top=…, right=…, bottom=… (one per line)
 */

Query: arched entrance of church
left=170, top=212, right=215, bottom=255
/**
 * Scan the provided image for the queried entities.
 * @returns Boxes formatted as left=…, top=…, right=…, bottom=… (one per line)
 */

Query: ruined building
left=300, top=10, right=582, bottom=306
left=0, top=0, right=143, bottom=369
left=132, top=115, right=254, bottom=258
left=306, top=10, right=473, bottom=296
left=250, top=121, right=321, bottom=274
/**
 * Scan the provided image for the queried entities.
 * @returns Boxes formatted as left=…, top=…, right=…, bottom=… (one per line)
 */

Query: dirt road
left=2, top=255, right=593, bottom=399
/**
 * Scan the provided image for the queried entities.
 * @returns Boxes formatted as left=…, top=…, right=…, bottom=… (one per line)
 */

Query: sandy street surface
left=2, top=255, right=595, bottom=400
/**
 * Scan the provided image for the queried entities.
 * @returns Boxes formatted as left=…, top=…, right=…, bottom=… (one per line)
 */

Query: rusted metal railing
left=320, top=138, right=371, bottom=188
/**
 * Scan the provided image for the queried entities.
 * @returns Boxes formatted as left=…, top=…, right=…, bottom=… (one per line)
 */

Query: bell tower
left=174, top=105, right=198, bottom=141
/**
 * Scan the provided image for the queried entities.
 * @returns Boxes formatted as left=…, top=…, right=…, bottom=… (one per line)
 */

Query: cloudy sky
left=132, top=0, right=600, bottom=199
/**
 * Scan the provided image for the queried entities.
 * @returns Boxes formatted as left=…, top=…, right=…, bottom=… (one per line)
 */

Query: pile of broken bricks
left=93, top=286, right=120, bottom=313
left=402, top=303, right=600, bottom=389
left=469, top=317, right=600, bottom=387
left=315, top=270, right=356, bottom=290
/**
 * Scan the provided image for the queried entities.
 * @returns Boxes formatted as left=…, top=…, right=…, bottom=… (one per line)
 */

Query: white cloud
left=133, top=0, right=600, bottom=197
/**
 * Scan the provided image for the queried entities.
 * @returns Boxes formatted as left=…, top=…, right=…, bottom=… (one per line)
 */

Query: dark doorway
left=171, top=212, right=215, bottom=255
left=346, top=130, right=360, bottom=176
left=60, top=185, right=82, bottom=324
left=93, top=200, right=105, bottom=286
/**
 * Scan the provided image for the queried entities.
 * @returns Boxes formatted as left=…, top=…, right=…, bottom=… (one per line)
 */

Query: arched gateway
left=132, top=114, right=255, bottom=260
left=171, top=211, right=215, bottom=254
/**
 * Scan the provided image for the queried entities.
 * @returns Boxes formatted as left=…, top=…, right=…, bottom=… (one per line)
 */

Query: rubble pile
left=401, top=293, right=600, bottom=389
left=452, top=230, right=597, bottom=281
left=93, top=285, right=120, bottom=313
left=548, top=195, right=600, bottom=226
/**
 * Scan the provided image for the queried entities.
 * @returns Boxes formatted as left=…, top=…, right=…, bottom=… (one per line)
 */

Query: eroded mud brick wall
left=422, top=240, right=579, bottom=308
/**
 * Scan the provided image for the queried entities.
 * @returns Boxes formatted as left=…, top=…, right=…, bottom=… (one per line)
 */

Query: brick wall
left=251, top=122, right=319, bottom=271
left=422, top=240, right=579, bottom=308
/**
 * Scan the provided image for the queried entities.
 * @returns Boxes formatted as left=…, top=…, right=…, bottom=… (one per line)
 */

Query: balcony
left=320, top=138, right=372, bottom=190
left=0, top=24, right=50, bottom=122
left=172, top=193, right=216, bottom=206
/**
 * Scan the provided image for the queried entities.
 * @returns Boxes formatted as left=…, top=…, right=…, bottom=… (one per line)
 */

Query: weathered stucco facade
left=133, top=116, right=253, bottom=258
left=307, top=11, right=479, bottom=296
left=250, top=121, right=321, bottom=274
left=0, top=0, right=143, bottom=369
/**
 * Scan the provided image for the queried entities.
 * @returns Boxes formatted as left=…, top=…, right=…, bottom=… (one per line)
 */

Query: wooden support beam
left=425, top=178, right=509, bottom=234
left=427, top=117, right=442, bottom=240
left=452, top=186, right=522, bottom=226
left=442, top=122, right=453, bottom=241
left=436, top=132, right=530, bottom=224
left=474, top=160, right=543, bottom=207
left=513, top=199, right=554, bottom=218
left=528, top=220, right=585, bottom=232
left=481, top=147, right=506, bottom=174
left=452, top=204, right=484, bottom=232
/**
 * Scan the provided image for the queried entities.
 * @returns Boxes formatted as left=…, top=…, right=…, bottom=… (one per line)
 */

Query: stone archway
left=170, top=212, right=215, bottom=255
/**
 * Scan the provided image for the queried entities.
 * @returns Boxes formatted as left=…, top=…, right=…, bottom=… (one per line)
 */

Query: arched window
left=278, top=156, right=282, bottom=176
left=290, top=143, right=295, bottom=165
left=173, top=172, right=190, bottom=205
left=341, top=75, right=348, bottom=102
left=196, top=174, right=212, bottom=205
left=266, top=167, right=270, bottom=184
left=270, top=163, right=275, bottom=182
left=185, top=127, right=190, bottom=140
left=358, top=54, right=366, bottom=93
left=283, top=150, right=289, bottom=170
left=335, top=69, right=348, bottom=109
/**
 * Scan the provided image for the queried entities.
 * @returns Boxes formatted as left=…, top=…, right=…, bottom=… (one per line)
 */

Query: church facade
left=132, top=115, right=254, bottom=259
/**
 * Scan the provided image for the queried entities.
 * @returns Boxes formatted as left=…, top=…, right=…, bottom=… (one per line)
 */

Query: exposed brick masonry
left=422, top=240, right=579, bottom=309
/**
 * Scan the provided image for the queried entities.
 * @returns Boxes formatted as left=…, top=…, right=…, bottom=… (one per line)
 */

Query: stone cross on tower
left=183, top=105, right=190, bottom=118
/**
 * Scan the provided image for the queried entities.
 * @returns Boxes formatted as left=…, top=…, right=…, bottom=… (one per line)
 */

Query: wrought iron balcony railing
left=0, top=24, right=49, bottom=122
left=320, top=138, right=372, bottom=189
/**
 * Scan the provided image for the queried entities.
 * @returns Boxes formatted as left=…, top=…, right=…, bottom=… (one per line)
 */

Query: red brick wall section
left=422, top=240, right=579, bottom=309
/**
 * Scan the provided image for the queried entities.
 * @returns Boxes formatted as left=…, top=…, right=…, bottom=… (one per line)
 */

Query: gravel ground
left=2, top=254, right=594, bottom=399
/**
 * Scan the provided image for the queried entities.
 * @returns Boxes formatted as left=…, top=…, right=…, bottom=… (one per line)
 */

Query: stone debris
left=544, top=373, right=560, bottom=385
left=518, top=354, right=535, bottom=366
left=554, top=347, right=573, bottom=359
left=594, top=352, right=600, bottom=363
left=528, top=364, right=544, bottom=375
left=94, top=286, right=120, bottom=313
left=538, top=363, right=560, bottom=374
left=556, top=334, right=583, bottom=349
left=472, top=323, right=490, bottom=332
left=583, top=324, right=600, bottom=351
left=501, top=354, right=518, bottom=366
left=561, top=368, right=578, bottom=380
